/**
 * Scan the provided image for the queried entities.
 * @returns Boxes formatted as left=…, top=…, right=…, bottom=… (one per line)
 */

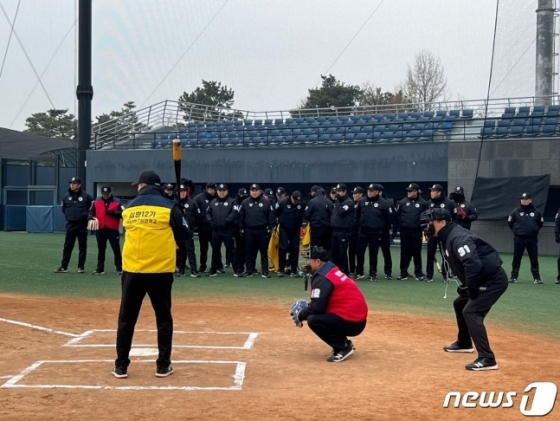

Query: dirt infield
left=0, top=294, right=558, bottom=421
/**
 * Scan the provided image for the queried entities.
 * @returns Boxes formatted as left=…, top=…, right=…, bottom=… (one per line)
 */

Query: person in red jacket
left=88, top=186, right=124, bottom=275
left=295, top=246, right=368, bottom=362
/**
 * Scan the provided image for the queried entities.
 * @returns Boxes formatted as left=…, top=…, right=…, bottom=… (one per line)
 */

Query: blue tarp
left=5, top=205, right=27, bottom=231
left=53, top=205, right=67, bottom=232
left=26, top=206, right=54, bottom=233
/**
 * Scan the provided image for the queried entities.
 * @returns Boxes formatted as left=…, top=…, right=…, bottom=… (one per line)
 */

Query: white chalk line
left=0, top=317, right=79, bottom=337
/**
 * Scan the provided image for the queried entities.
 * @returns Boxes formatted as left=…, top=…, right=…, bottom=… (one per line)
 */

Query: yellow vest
left=122, top=194, right=176, bottom=273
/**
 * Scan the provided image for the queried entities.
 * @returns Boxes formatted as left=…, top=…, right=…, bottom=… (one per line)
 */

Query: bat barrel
left=172, top=138, right=181, bottom=161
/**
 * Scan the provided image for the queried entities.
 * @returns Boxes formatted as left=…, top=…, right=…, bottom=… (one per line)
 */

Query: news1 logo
left=443, top=382, right=558, bottom=416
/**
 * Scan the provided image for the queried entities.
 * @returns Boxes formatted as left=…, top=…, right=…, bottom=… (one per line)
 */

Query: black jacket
left=555, top=208, right=560, bottom=235
left=428, top=196, right=457, bottom=220
left=179, top=196, right=198, bottom=229
left=331, top=194, right=355, bottom=229
left=397, top=197, right=428, bottom=230
left=62, top=188, right=93, bottom=222
left=508, top=204, right=543, bottom=237
left=303, top=192, right=333, bottom=228
left=275, top=197, right=305, bottom=230
left=239, top=194, right=276, bottom=230
left=437, top=222, right=503, bottom=293
left=451, top=195, right=478, bottom=230
left=355, top=195, right=392, bottom=233
left=193, top=191, right=216, bottom=230
left=207, top=196, right=238, bottom=229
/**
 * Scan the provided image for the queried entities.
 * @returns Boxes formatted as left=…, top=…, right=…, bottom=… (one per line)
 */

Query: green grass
left=0, top=231, right=559, bottom=340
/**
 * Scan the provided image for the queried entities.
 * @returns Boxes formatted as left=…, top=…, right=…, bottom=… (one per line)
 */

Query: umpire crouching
left=55, top=176, right=93, bottom=273
left=422, top=208, right=508, bottom=371
left=113, top=171, right=189, bottom=379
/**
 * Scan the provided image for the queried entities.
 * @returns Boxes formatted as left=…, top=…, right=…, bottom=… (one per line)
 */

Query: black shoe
left=233, top=272, right=243, bottom=278
left=54, top=267, right=67, bottom=273
left=443, top=342, right=474, bottom=353
left=509, top=278, right=517, bottom=283
left=77, top=268, right=85, bottom=274
left=556, top=279, right=560, bottom=285
left=369, top=276, right=378, bottom=282
left=117, top=270, right=123, bottom=276
left=199, top=267, right=207, bottom=273
left=289, top=273, right=299, bottom=278
left=534, top=279, right=543, bottom=284
left=239, top=272, right=253, bottom=278
left=415, top=274, right=425, bottom=281
left=384, top=274, right=393, bottom=280
left=225, top=263, right=231, bottom=269
left=207, top=272, right=217, bottom=277
left=465, top=357, right=498, bottom=371
left=326, top=343, right=355, bottom=362
left=112, top=366, right=128, bottom=379
left=397, top=273, right=410, bottom=280
left=92, top=270, right=105, bottom=275
left=155, top=366, right=174, bottom=377
left=424, top=278, right=433, bottom=283
left=262, top=273, right=271, bottom=279
left=190, top=271, right=201, bottom=278
left=177, top=271, right=185, bottom=277
left=277, top=271, right=284, bottom=278
left=217, top=269, right=226, bottom=274
left=356, top=274, right=365, bottom=280
left=253, top=270, right=261, bottom=275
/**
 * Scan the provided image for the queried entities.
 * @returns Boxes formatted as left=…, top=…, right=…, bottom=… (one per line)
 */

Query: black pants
left=348, top=230, right=358, bottom=273
left=307, top=313, right=366, bottom=353
left=400, top=228, right=423, bottom=277
left=310, top=225, right=331, bottom=251
left=356, top=230, right=382, bottom=277
left=211, top=228, right=238, bottom=273
left=452, top=268, right=508, bottom=359
left=61, top=220, right=88, bottom=269
left=511, top=235, right=540, bottom=279
left=177, top=231, right=197, bottom=273
left=95, top=228, right=122, bottom=272
left=197, top=229, right=212, bottom=271
left=279, top=226, right=300, bottom=273
left=115, top=272, right=174, bottom=369
left=426, top=236, right=446, bottom=279
left=245, top=227, right=269, bottom=275
left=234, top=230, right=246, bottom=274
left=379, top=231, right=393, bottom=276
left=331, top=228, right=350, bottom=275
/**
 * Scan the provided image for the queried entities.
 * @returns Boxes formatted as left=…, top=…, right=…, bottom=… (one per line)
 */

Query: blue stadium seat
left=362, top=114, right=373, bottom=121
left=285, top=118, right=294, bottom=125
left=495, top=126, right=508, bottom=138
left=512, top=117, right=527, bottom=127
left=423, top=111, right=434, bottom=118
left=417, top=116, right=429, bottom=122
left=348, top=125, right=361, bottom=134
left=393, top=130, right=405, bottom=142
left=381, top=132, right=394, bottom=142
left=461, top=109, right=474, bottom=118
left=449, top=110, right=460, bottom=118
left=310, top=121, right=320, bottom=128
left=541, top=124, right=557, bottom=137
left=529, top=117, right=543, bottom=127
left=402, top=123, right=413, bottom=132
left=276, top=123, right=287, bottom=129
left=436, top=110, right=447, bottom=117
left=318, top=134, right=330, bottom=144
left=253, top=120, right=262, bottom=128
left=546, top=105, right=560, bottom=116
left=330, top=134, right=342, bottom=144
left=386, top=113, right=396, bottom=120
left=421, top=129, right=435, bottom=140
left=281, top=129, right=292, bottom=137
left=502, top=107, right=516, bottom=118
left=355, top=132, right=367, bottom=143
left=544, top=117, right=558, bottom=125
left=508, top=125, right=524, bottom=137
left=269, top=135, right=282, bottom=146
left=273, top=118, right=283, bottom=125
left=388, top=124, right=400, bottom=132
left=518, top=106, right=531, bottom=115
left=370, top=132, right=381, bottom=142
left=398, top=112, right=408, bottom=119
left=305, top=117, right=315, bottom=124
left=292, top=128, right=303, bottom=136
left=406, top=130, right=421, bottom=141
left=317, top=116, right=327, bottom=123
left=178, top=126, right=187, bottom=134
left=306, top=134, right=318, bottom=144
left=328, top=116, right=338, bottom=123
left=392, top=118, right=404, bottom=124
left=332, top=120, right=343, bottom=127
left=264, top=119, right=273, bottom=127
left=295, top=117, right=305, bottom=125
left=410, top=112, right=421, bottom=120
left=294, top=135, right=306, bottom=145
left=497, top=119, right=511, bottom=128
left=196, top=122, right=206, bottom=130
left=532, top=105, right=545, bottom=114
left=525, top=125, right=540, bottom=137
left=350, top=115, right=361, bottom=123
left=303, top=128, right=314, bottom=136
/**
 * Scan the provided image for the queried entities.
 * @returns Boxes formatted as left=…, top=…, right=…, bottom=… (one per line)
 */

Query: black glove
left=468, top=287, right=479, bottom=300
left=266, top=227, right=272, bottom=237
left=556, top=235, right=560, bottom=244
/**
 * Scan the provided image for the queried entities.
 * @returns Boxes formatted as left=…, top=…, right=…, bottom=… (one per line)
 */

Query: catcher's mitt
left=289, top=299, right=308, bottom=328
left=87, top=218, right=99, bottom=231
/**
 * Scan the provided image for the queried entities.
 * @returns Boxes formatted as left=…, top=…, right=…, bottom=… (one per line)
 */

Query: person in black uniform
left=163, top=183, right=176, bottom=201
left=113, top=171, right=190, bottom=379
left=239, top=183, right=276, bottom=278
left=377, top=184, right=394, bottom=279
left=396, top=183, right=427, bottom=280
left=330, top=183, right=355, bottom=275
left=354, top=184, right=393, bottom=281
left=348, top=186, right=364, bottom=276
left=422, top=208, right=508, bottom=371
left=233, top=188, right=249, bottom=277
left=329, top=187, right=337, bottom=204
left=55, top=176, right=93, bottom=273
left=449, top=186, right=478, bottom=230
left=193, top=183, right=217, bottom=273
left=264, top=188, right=277, bottom=207
left=177, top=184, right=201, bottom=277
left=276, top=186, right=287, bottom=203
left=303, top=185, right=333, bottom=251
left=555, top=209, right=560, bottom=284
left=508, top=192, right=544, bottom=284
left=276, top=190, right=305, bottom=277
left=206, top=183, right=240, bottom=276
left=88, top=186, right=124, bottom=275
left=425, top=184, right=456, bottom=282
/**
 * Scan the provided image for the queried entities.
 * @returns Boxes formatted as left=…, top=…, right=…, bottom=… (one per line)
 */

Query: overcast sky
left=0, top=0, right=539, bottom=131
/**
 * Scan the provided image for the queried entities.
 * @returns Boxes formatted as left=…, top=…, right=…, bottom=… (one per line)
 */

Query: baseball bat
left=435, top=258, right=442, bottom=273
left=172, top=138, right=182, bottom=206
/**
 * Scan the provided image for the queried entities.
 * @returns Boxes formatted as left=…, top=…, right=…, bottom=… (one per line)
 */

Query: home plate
left=130, top=348, right=158, bottom=356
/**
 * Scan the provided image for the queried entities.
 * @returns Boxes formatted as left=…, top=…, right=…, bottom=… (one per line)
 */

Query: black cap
left=238, top=188, right=248, bottom=196
left=69, top=176, right=81, bottom=184
left=335, top=183, right=347, bottom=191
left=250, top=183, right=260, bottom=190
left=101, top=186, right=112, bottom=194
left=291, top=190, right=304, bottom=205
left=429, top=184, right=443, bottom=192
left=304, top=246, right=329, bottom=262
left=367, top=183, right=381, bottom=191
left=520, top=192, right=532, bottom=199
left=377, top=184, right=385, bottom=191
left=164, top=183, right=174, bottom=190
left=330, top=187, right=337, bottom=194
left=352, top=186, right=364, bottom=194
left=406, top=183, right=420, bottom=192
left=206, top=182, right=216, bottom=189
left=179, top=184, right=188, bottom=191
left=276, top=187, right=286, bottom=195
left=264, top=188, right=274, bottom=196
left=421, top=208, right=452, bottom=222
left=454, top=186, right=464, bottom=195
left=217, top=183, right=228, bottom=190
left=132, top=171, right=161, bottom=186
left=310, top=185, right=321, bottom=193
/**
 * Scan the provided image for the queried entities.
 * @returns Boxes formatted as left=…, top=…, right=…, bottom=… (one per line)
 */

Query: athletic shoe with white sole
left=112, top=366, right=128, bottom=378
left=465, top=358, right=498, bottom=371
left=327, top=343, right=355, bottom=362
left=156, top=366, right=174, bottom=377
left=92, top=270, right=105, bottom=275
left=534, top=279, right=543, bottom=284
left=443, top=342, right=474, bottom=353
left=54, top=267, right=67, bottom=273
left=356, top=274, right=365, bottom=280
left=77, top=268, right=85, bottom=274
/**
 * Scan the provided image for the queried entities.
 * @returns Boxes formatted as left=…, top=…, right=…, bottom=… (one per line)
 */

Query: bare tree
left=359, top=82, right=415, bottom=113
left=403, top=50, right=449, bottom=111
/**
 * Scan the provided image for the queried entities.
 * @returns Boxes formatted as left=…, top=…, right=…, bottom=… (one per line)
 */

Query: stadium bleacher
left=478, top=105, right=560, bottom=139
left=149, top=109, right=473, bottom=149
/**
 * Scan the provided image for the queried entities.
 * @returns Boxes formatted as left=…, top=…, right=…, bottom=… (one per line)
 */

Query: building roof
left=0, top=127, right=75, bottom=160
